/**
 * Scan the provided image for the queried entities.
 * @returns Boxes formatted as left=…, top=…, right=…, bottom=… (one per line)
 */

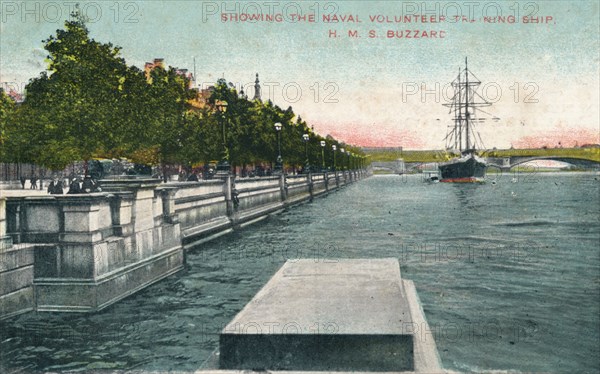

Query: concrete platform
left=219, top=258, right=442, bottom=372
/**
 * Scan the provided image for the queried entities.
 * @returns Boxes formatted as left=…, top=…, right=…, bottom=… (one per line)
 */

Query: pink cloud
left=313, top=122, right=426, bottom=148
left=513, top=126, right=600, bottom=148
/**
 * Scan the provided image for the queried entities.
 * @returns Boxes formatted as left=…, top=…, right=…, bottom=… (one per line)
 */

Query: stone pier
left=219, top=259, right=442, bottom=372
left=4, top=180, right=184, bottom=314
left=0, top=198, right=36, bottom=319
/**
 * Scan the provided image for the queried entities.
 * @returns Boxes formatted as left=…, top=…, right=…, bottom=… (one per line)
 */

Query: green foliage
left=205, top=81, right=364, bottom=171
left=0, top=89, right=15, bottom=161
left=484, top=147, right=600, bottom=162
left=0, top=10, right=364, bottom=173
left=137, top=66, right=195, bottom=165
left=14, top=12, right=136, bottom=169
left=367, top=150, right=453, bottom=163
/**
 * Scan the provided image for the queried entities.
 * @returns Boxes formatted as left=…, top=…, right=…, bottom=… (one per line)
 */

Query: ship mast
left=443, top=57, right=492, bottom=154
left=465, top=57, right=470, bottom=151
left=457, top=67, right=462, bottom=152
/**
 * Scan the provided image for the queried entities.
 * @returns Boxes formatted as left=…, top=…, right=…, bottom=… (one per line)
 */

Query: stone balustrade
left=0, top=170, right=368, bottom=319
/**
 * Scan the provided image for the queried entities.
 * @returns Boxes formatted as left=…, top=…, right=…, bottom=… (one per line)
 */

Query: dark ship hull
left=439, top=153, right=486, bottom=183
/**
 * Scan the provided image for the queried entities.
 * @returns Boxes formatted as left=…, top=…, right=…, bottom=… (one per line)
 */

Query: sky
left=1, top=0, right=599, bottom=149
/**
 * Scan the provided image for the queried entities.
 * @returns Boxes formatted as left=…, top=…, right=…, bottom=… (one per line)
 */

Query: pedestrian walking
left=30, top=175, right=37, bottom=189
left=179, top=170, right=187, bottom=182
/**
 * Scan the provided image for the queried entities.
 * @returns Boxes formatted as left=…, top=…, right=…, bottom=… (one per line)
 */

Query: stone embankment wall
left=0, top=170, right=368, bottom=319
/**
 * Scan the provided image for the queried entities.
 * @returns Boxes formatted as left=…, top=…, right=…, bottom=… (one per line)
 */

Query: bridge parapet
left=485, top=155, right=600, bottom=170
left=371, top=159, right=406, bottom=173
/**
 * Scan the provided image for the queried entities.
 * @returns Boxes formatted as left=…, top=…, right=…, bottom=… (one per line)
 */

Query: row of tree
left=0, top=11, right=365, bottom=179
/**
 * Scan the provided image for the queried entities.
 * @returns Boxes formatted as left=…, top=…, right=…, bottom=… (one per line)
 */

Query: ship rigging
left=443, top=57, right=493, bottom=153
left=438, top=58, right=497, bottom=183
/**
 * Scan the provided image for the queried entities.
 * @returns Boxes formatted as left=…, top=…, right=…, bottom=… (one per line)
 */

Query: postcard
left=0, top=1, right=598, bottom=373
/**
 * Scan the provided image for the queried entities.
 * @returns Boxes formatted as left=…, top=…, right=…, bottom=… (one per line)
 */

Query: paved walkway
left=0, top=181, right=66, bottom=197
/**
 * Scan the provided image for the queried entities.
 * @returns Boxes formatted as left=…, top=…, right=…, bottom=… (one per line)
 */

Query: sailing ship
left=439, top=58, right=493, bottom=183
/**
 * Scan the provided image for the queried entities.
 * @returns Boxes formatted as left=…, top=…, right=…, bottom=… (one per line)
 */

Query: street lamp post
left=302, top=133, right=310, bottom=172
left=274, top=122, right=283, bottom=173
left=346, top=151, right=351, bottom=170
left=215, top=100, right=229, bottom=174
left=320, top=141, right=326, bottom=171
left=340, top=148, right=345, bottom=170
left=332, top=145, right=337, bottom=171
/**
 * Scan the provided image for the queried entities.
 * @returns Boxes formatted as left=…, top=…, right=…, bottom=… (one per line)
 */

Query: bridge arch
left=370, top=160, right=406, bottom=174
left=507, top=156, right=600, bottom=169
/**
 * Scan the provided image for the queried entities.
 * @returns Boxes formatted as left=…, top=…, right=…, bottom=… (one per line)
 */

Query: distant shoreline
left=372, top=169, right=599, bottom=175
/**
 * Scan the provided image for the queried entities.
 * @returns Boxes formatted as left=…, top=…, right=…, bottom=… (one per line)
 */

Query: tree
left=18, top=9, right=137, bottom=170
left=136, top=66, right=195, bottom=181
left=5, top=9, right=365, bottom=176
left=201, top=81, right=365, bottom=173
left=0, top=89, right=15, bottom=162
left=208, top=79, right=258, bottom=170
left=178, top=109, right=221, bottom=168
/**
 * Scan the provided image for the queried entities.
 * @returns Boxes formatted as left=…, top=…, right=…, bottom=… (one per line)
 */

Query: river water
left=1, top=173, right=599, bottom=373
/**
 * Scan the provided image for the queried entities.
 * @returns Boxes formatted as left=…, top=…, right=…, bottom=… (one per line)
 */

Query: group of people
left=178, top=168, right=215, bottom=182
left=45, top=175, right=102, bottom=195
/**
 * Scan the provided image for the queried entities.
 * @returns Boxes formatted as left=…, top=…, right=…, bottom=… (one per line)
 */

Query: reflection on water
left=1, top=173, right=599, bottom=373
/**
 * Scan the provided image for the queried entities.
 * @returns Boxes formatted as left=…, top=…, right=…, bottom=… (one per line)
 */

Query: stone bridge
left=365, top=147, right=600, bottom=171
left=486, top=155, right=600, bottom=170
left=371, top=160, right=406, bottom=173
